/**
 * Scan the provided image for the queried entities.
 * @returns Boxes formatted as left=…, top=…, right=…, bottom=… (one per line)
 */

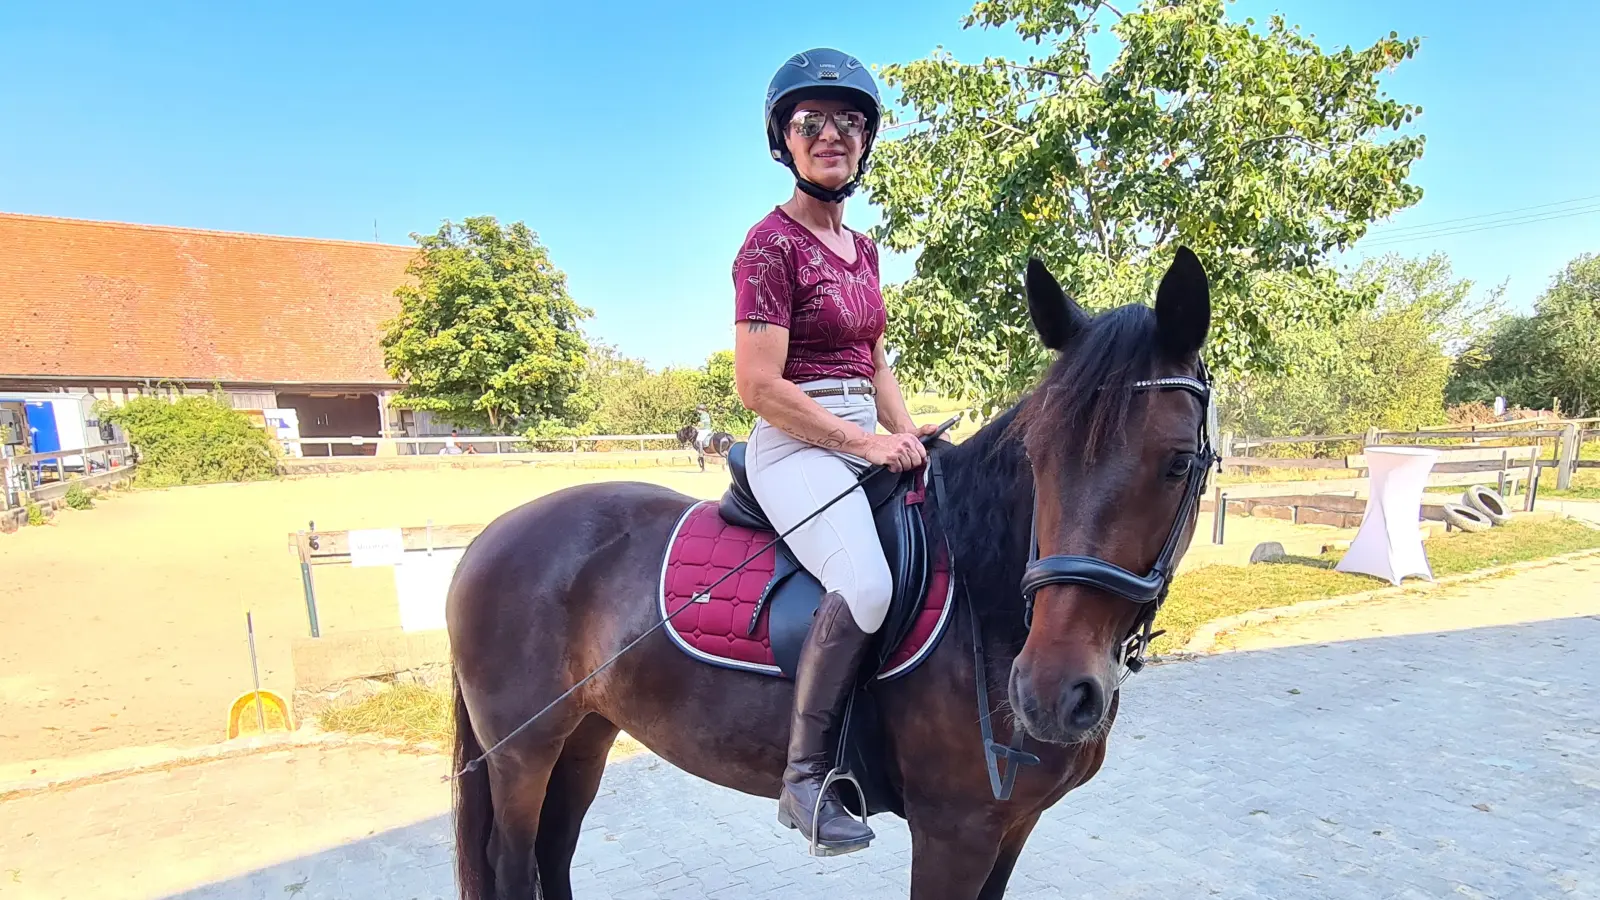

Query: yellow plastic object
left=227, top=690, right=293, bottom=739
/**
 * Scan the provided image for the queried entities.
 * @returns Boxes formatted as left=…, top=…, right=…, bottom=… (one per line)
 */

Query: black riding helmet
left=765, top=48, right=882, bottom=204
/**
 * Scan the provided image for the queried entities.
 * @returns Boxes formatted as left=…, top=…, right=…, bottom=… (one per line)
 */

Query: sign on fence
left=347, top=528, right=405, bottom=567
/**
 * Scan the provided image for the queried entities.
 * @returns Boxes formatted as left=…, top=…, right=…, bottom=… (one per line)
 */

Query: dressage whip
left=450, top=416, right=960, bottom=780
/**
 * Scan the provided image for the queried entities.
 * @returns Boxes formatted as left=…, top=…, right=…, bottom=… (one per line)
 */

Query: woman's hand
left=916, top=422, right=954, bottom=443
left=855, top=432, right=928, bottom=472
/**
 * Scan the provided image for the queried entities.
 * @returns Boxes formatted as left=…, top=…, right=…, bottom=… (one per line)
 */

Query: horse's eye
left=1166, top=455, right=1194, bottom=479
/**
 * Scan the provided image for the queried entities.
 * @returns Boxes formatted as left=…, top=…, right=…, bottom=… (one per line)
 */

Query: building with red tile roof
left=0, top=212, right=424, bottom=454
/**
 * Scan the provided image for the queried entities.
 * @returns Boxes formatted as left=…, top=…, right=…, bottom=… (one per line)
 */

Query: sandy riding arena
left=0, top=465, right=726, bottom=765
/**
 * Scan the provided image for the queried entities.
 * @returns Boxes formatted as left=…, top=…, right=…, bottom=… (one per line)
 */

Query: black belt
left=803, top=382, right=875, bottom=398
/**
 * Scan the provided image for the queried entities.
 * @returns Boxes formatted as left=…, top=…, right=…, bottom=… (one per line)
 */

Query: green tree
left=380, top=217, right=592, bottom=430
left=866, top=0, right=1425, bottom=410
left=552, top=342, right=704, bottom=436
left=697, top=350, right=756, bottom=435
left=1221, top=253, right=1500, bottom=439
left=1450, top=253, right=1600, bottom=416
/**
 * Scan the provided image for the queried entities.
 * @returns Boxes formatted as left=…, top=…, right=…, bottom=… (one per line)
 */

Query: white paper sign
left=393, top=548, right=465, bottom=632
left=348, top=528, right=405, bottom=567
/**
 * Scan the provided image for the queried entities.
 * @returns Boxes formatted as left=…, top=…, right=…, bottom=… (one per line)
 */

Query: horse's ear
left=1026, top=258, right=1088, bottom=351
left=1155, top=246, right=1210, bottom=359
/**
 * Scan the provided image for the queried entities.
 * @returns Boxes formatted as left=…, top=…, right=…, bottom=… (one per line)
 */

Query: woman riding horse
left=733, top=47, right=944, bottom=855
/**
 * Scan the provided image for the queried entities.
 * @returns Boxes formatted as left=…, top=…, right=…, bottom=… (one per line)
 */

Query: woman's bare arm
left=733, top=322, right=926, bottom=470
left=870, top=337, right=919, bottom=435
left=734, top=321, right=870, bottom=450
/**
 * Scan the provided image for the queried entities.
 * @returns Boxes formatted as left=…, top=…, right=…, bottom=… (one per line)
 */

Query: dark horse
left=448, top=248, right=1214, bottom=899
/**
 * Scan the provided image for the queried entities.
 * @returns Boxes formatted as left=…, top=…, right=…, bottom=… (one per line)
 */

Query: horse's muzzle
left=1009, top=662, right=1113, bottom=745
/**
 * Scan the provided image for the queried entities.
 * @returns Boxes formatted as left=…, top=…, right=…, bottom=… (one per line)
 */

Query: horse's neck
left=933, top=412, right=1032, bottom=643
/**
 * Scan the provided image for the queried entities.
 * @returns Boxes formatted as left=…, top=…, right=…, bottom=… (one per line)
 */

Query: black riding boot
left=777, top=591, right=876, bottom=855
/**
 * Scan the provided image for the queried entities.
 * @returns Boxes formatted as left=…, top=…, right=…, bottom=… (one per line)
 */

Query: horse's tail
left=452, top=674, right=495, bottom=900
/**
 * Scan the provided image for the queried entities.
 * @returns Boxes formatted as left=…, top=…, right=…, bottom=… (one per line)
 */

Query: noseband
left=1018, top=367, right=1218, bottom=677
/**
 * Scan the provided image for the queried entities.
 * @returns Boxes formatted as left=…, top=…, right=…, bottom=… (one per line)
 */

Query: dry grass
left=318, top=683, right=452, bottom=745
left=1152, top=517, right=1600, bottom=654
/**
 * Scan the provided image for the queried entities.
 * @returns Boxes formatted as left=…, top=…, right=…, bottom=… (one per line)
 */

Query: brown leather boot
left=777, top=591, right=876, bottom=855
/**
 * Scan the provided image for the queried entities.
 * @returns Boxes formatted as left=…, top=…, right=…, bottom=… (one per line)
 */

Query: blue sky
left=3, top=0, right=1596, bottom=369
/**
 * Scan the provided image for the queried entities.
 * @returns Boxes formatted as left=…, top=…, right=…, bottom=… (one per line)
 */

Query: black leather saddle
left=719, top=441, right=934, bottom=679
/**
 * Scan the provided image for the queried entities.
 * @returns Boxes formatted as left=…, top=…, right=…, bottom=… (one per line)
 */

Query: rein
left=927, top=452, right=1040, bottom=801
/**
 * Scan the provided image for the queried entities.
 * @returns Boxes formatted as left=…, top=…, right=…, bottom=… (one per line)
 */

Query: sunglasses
left=789, top=108, right=869, bottom=139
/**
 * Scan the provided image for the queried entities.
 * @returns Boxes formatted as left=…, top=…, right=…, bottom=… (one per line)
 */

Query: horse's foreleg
left=535, top=715, right=620, bottom=900
left=908, top=817, right=1005, bottom=900
left=977, top=814, right=1040, bottom=900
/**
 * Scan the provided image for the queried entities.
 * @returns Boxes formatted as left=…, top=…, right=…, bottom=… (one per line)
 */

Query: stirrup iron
left=807, top=766, right=871, bottom=858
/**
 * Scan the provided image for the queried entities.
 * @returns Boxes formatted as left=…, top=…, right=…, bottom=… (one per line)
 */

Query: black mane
left=1017, top=303, right=1160, bottom=465
left=932, top=301, right=1164, bottom=629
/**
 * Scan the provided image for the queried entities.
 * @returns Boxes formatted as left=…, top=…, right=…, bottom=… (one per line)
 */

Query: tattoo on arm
left=777, top=423, right=849, bottom=450
left=745, top=321, right=769, bottom=333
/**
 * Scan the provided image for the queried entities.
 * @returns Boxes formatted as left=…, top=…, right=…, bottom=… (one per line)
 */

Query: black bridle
left=1018, top=367, right=1218, bottom=677
left=931, top=363, right=1218, bottom=801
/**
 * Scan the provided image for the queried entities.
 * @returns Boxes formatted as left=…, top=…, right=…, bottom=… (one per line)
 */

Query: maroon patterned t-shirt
left=732, top=207, right=886, bottom=383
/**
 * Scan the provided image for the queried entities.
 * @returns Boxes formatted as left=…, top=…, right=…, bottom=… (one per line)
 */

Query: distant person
left=732, top=47, right=945, bottom=855
left=695, top=404, right=713, bottom=447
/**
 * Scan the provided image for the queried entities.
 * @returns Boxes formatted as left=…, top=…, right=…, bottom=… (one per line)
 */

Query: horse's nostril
left=1064, top=677, right=1106, bottom=729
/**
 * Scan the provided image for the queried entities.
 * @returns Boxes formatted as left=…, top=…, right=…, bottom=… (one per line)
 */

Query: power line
left=1361, top=204, right=1600, bottom=248
left=1369, top=192, right=1600, bottom=235
left=1363, top=203, right=1600, bottom=245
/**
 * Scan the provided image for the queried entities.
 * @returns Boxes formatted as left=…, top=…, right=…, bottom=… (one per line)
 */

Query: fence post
left=1218, top=431, right=1234, bottom=458
left=295, top=527, right=321, bottom=638
left=1557, top=423, right=1579, bottom=491
left=1498, top=450, right=1509, bottom=497
left=1527, top=451, right=1542, bottom=512
left=1211, top=487, right=1227, bottom=544
left=1525, top=444, right=1540, bottom=512
left=1365, top=427, right=1381, bottom=448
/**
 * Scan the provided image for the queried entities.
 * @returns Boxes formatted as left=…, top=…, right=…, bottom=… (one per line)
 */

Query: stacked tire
left=1441, top=485, right=1512, bottom=533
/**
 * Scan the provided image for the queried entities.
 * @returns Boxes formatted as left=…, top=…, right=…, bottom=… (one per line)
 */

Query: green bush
left=25, top=501, right=48, bottom=526
left=64, top=482, right=95, bottom=510
left=101, top=393, right=278, bottom=487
